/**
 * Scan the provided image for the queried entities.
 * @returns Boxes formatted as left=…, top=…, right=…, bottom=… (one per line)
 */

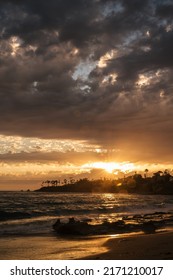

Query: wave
left=0, top=210, right=31, bottom=221
left=0, top=192, right=173, bottom=237
left=0, top=216, right=57, bottom=236
left=0, top=201, right=172, bottom=222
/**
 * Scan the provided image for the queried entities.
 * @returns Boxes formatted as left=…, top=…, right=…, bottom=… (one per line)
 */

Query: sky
left=1, top=0, right=173, bottom=190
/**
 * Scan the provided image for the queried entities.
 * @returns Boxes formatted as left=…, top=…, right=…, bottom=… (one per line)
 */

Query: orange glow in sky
left=82, top=161, right=135, bottom=174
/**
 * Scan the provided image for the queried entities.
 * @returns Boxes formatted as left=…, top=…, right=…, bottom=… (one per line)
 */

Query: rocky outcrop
left=53, top=217, right=161, bottom=236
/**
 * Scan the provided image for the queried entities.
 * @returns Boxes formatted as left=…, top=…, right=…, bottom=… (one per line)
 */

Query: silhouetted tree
left=45, top=180, right=50, bottom=187
left=144, top=169, right=149, bottom=178
left=63, top=179, right=67, bottom=185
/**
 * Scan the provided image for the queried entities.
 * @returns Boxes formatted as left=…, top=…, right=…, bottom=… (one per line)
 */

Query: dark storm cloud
left=1, top=0, right=173, bottom=161
left=156, top=3, right=173, bottom=18
left=0, top=0, right=98, bottom=47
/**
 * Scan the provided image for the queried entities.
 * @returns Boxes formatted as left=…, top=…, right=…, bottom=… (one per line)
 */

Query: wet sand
left=0, top=234, right=108, bottom=260
left=0, top=231, right=173, bottom=260
left=82, top=230, right=173, bottom=260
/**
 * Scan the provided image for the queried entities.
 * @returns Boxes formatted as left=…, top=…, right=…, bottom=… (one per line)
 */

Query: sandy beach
left=0, top=234, right=108, bottom=260
left=0, top=230, right=172, bottom=260
left=82, top=230, right=173, bottom=260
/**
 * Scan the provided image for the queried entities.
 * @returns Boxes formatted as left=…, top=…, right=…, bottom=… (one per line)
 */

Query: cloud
left=0, top=150, right=103, bottom=165
left=0, top=0, right=173, bottom=163
left=156, top=3, right=173, bottom=18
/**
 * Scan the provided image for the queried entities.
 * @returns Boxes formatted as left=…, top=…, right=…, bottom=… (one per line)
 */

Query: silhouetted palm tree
left=46, top=180, right=50, bottom=187
left=63, top=179, right=67, bottom=185
left=144, top=169, right=149, bottom=178
left=51, top=180, right=55, bottom=187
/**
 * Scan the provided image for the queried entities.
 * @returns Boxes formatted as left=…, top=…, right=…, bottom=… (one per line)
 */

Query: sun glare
left=92, top=162, right=116, bottom=173
left=82, top=161, right=135, bottom=174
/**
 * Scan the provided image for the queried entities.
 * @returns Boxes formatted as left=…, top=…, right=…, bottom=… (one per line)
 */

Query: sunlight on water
left=0, top=192, right=173, bottom=259
left=0, top=192, right=173, bottom=236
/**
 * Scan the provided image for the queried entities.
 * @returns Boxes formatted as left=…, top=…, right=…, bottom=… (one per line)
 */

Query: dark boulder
left=141, top=221, right=157, bottom=234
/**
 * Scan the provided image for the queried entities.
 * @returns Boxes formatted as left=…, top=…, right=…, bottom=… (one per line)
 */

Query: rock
left=53, top=218, right=131, bottom=236
left=141, top=221, right=157, bottom=234
left=53, top=218, right=92, bottom=235
left=53, top=217, right=167, bottom=236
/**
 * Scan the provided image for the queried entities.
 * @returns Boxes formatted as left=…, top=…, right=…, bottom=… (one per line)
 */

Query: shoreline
left=0, top=229, right=173, bottom=260
left=81, top=230, right=173, bottom=260
left=0, top=233, right=108, bottom=260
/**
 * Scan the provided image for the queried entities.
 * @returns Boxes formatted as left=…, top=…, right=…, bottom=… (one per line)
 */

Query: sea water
left=0, top=191, right=173, bottom=236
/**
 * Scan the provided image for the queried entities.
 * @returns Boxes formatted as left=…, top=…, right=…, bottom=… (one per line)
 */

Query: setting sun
left=1, top=0, right=173, bottom=263
left=82, top=161, right=135, bottom=174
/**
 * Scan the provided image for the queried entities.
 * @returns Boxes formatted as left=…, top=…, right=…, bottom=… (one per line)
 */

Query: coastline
left=0, top=230, right=173, bottom=260
left=0, top=234, right=108, bottom=260
left=82, top=230, right=173, bottom=260
left=1, top=192, right=173, bottom=260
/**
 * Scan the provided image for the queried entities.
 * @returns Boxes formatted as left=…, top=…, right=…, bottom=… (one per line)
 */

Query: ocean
left=1, top=192, right=173, bottom=236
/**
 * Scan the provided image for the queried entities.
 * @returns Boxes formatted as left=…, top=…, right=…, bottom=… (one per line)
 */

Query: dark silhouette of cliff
left=35, top=171, right=173, bottom=194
